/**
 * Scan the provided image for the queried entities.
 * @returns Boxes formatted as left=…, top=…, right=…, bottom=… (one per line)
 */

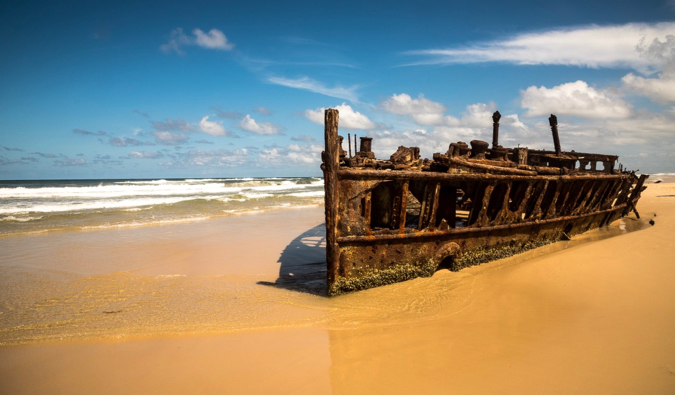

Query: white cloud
left=379, top=93, right=447, bottom=125
left=460, top=103, right=497, bottom=127
left=267, top=76, right=359, bottom=102
left=161, top=28, right=234, bottom=55
left=160, top=28, right=191, bottom=55
left=378, top=93, right=501, bottom=130
left=258, top=144, right=323, bottom=165
left=161, top=148, right=250, bottom=167
left=621, top=35, right=675, bottom=103
left=406, top=23, right=675, bottom=74
left=107, top=137, right=154, bottom=147
left=363, top=101, right=547, bottom=160
left=125, top=151, right=164, bottom=159
left=240, top=115, right=280, bottom=135
left=622, top=73, right=675, bottom=103
left=192, top=29, right=234, bottom=50
left=520, top=81, right=632, bottom=119
left=152, top=131, right=189, bottom=146
left=199, top=116, right=228, bottom=136
left=305, top=103, right=376, bottom=130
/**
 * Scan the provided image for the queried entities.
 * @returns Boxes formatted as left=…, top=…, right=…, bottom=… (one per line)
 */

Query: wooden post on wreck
left=324, top=108, right=340, bottom=292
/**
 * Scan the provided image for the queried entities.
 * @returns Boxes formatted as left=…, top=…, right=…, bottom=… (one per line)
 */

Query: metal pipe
left=348, top=133, right=352, bottom=158
left=492, top=111, right=501, bottom=148
left=549, top=114, right=561, bottom=156
left=354, top=134, right=357, bottom=157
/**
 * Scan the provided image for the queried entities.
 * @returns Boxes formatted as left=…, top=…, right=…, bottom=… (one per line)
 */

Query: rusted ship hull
left=321, top=109, right=647, bottom=296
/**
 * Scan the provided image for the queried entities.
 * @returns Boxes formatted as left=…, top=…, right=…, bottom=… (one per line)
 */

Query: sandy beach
left=1, top=182, right=674, bottom=394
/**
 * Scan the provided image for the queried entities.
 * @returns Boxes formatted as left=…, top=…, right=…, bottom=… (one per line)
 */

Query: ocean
left=0, top=177, right=325, bottom=237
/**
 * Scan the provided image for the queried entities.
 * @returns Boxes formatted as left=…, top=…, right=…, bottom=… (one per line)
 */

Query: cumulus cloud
left=267, top=76, right=359, bottom=102
left=152, top=131, right=189, bottom=146
left=161, top=28, right=234, bottom=55
left=363, top=100, right=542, bottom=160
left=133, top=109, right=149, bottom=118
left=378, top=93, right=501, bottom=130
left=258, top=144, right=323, bottom=165
left=379, top=93, right=447, bottom=125
left=240, top=114, right=280, bottom=135
left=622, top=73, right=675, bottom=103
left=305, top=103, right=376, bottom=130
left=520, top=81, right=632, bottom=119
left=192, top=29, right=234, bottom=50
left=622, top=35, right=675, bottom=103
left=160, top=148, right=251, bottom=168
left=199, top=116, right=228, bottom=136
left=405, top=22, right=675, bottom=74
left=460, top=103, right=497, bottom=127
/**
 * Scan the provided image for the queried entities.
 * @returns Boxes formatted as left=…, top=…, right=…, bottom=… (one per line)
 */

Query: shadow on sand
left=258, top=223, right=328, bottom=297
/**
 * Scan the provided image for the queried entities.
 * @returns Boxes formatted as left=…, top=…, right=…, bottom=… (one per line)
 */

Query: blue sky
left=1, top=0, right=674, bottom=179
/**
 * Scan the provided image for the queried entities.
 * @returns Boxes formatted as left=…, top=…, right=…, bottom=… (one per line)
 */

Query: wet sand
left=1, top=183, right=675, bottom=394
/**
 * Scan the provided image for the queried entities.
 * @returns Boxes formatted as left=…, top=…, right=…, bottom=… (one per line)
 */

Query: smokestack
left=549, top=114, right=561, bottom=156
left=359, top=137, right=372, bottom=153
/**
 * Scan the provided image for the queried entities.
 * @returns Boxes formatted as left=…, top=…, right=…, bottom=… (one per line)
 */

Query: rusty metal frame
left=321, top=108, right=647, bottom=295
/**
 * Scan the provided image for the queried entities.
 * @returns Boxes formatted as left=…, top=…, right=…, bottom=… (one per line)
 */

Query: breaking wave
left=0, top=177, right=324, bottom=236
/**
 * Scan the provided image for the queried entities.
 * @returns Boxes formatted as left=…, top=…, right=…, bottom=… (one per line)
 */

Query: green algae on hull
left=328, top=258, right=437, bottom=296
left=452, top=238, right=558, bottom=271
left=328, top=238, right=559, bottom=296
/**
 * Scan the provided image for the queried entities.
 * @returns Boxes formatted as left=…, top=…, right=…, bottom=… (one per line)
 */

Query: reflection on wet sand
left=323, top=204, right=673, bottom=394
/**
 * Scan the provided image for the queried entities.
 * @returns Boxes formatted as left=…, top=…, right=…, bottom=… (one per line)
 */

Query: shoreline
left=0, top=202, right=325, bottom=240
left=1, top=182, right=674, bottom=394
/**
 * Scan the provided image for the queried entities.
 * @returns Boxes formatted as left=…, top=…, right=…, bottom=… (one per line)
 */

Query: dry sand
left=1, top=183, right=675, bottom=394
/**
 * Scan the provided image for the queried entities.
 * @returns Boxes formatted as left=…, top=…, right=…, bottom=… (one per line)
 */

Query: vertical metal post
left=354, top=134, right=357, bottom=157
left=348, top=133, right=352, bottom=158
left=492, top=111, right=501, bottom=148
left=549, top=114, right=562, bottom=156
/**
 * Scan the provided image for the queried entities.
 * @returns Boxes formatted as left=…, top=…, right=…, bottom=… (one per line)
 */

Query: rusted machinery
left=321, top=108, right=647, bottom=295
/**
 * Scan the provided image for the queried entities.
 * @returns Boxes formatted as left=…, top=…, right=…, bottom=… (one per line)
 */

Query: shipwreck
left=321, top=108, right=648, bottom=296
